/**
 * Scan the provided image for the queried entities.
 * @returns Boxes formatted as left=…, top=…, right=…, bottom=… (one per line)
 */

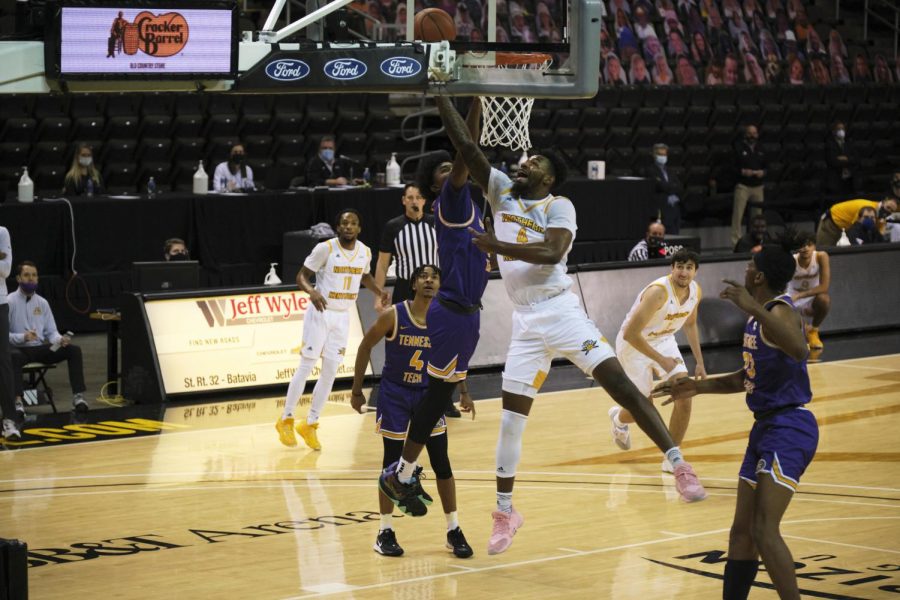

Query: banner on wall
left=143, top=289, right=371, bottom=395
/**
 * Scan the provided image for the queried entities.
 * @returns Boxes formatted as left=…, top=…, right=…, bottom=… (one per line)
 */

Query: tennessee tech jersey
left=487, top=168, right=577, bottom=307
left=742, top=295, right=812, bottom=413
left=382, top=301, right=430, bottom=388
left=620, top=275, right=701, bottom=342
left=303, top=238, right=371, bottom=312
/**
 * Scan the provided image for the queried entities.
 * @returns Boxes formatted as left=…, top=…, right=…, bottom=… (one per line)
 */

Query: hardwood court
left=2, top=354, right=899, bottom=599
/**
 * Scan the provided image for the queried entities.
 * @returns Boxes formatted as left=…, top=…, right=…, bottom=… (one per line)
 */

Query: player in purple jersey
left=654, top=238, right=818, bottom=600
left=351, top=265, right=475, bottom=559
left=379, top=100, right=488, bottom=517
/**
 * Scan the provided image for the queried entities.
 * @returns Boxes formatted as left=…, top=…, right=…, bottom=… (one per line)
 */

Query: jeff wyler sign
left=143, top=290, right=370, bottom=394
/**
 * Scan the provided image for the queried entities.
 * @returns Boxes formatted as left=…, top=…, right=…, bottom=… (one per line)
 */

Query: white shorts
left=502, top=291, right=616, bottom=398
left=300, top=308, right=349, bottom=361
left=793, top=295, right=814, bottom=315
left=615, top=334, right=688, bottom=397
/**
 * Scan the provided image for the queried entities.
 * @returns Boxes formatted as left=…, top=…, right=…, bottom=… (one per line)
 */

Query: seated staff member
left=213, top=144, right=255, bottom=192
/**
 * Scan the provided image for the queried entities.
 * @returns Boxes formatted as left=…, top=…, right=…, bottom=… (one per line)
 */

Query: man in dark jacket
left=642, top=143, right=683, bottom=234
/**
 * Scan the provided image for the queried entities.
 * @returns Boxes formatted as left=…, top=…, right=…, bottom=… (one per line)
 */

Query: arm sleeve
left=546, top=197, right=578, bottom=233
left=0, top=227, right=11, bottom=279
left=302, top=240, right=331, bottom=271
left=486, top=168, right=512, bottom=214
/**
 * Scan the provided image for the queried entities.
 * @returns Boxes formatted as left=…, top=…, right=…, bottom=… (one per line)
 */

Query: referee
left=374, top=183, right=438, bottom=310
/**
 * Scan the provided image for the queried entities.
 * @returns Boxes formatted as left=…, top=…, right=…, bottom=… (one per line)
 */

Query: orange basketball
left=414, top=8, right=457, bottom=42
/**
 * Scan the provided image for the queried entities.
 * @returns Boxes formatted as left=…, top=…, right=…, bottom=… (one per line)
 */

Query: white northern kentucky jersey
left=303, top=238, right=371, bottom=311
left=486, top=168, right=577, bottom=307
left=787, top=251, right=820, bottom=296
left=620, top=275, right=701, bottom=342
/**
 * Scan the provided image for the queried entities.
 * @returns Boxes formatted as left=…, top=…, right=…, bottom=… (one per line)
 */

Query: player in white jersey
left=611, top=249, right=706, bottom=472
left=435, top=97, right=707, bottom=556
left=786, top=231, right=830, bottom=351
left=275, top=209, right=390, bottom=450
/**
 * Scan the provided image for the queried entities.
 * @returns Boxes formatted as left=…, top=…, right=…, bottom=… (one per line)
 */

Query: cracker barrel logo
left=115, top=11, right=189, bottom=57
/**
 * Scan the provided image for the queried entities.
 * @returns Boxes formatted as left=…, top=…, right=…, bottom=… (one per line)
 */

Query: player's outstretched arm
left=652, top=370, right=744, bottom=405
left=469, top=221, right=573, bottom=265
left=435, top=97, right=491, bottom=190
left=351, top=309, right=395, bottom=413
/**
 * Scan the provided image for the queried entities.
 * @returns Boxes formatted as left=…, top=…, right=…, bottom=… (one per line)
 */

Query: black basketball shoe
left=374, top=529, right=404, bottom=557
left=412, top=466, right=434, bottom=505
left=379, top=462, right=428, bottom=517
left=446, top=527, right=474, bottom=558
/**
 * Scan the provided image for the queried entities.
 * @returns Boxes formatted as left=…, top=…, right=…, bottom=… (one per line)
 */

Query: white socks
left=282, top=356, right=317, bottom=419
left=495, top=409, right=528, bottom=478
left=396, top=458, right=417, bottom=484
left=379, top=514, right=393, bottom=531
left=665, top=446, right=685, bottom=467
left=306, top=356, right=340, bottom=424
left=496, top=492, right=513, bottom=514
left=445, top=511, right=459, bottom=531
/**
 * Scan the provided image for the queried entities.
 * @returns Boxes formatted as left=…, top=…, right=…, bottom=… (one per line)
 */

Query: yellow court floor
left=2, top=354, right=899, bottom=599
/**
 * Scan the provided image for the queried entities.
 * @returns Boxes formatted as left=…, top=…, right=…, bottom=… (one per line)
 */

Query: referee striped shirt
left=379, top=214, right=439, bottom=279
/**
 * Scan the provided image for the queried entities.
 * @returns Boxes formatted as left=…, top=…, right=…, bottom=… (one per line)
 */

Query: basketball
left=414, top=8, right=457, bottom=42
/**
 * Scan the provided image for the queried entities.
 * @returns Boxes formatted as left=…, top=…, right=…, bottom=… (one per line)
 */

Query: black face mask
left=746, top=136, right=758, bottom=144
left=169, top=252, right=190, bottom=261
left=231, top=154, right=245, bottom=164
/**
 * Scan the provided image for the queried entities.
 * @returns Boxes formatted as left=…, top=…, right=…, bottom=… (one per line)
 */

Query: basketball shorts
left=793, top=295, right=815, bottom=316
left=426, top=299, right=480, bottom=382
left=375, top=378, right=447, bottom=439
left=615, top=334, right=689, bottom=397
left=738, top=407, right=819, bottom=492
left=299, top=307, right=349, bottom=361
left=502, top=291, right=616, bottom=398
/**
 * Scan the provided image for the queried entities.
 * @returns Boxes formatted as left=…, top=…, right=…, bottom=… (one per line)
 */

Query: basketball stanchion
left=0, top=537, right=28, bottom=600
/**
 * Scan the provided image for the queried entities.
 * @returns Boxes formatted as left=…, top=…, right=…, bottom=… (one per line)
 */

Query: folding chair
left=22, top=362, right=58, bottom=413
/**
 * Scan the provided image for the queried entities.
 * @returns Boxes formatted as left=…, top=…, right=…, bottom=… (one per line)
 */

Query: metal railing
left=863, top=0, right=900, bottom=58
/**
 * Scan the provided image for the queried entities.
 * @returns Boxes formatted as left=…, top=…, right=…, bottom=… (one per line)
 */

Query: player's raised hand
left=720, top=279, right=756, bottom=313
left=469, top=217, right=498, bottom=253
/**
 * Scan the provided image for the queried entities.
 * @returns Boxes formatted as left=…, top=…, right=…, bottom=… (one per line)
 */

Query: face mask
left=862, top=217, right=875, bottom=231
left=655, top=155, right=668, bottom=166
left=19, top=282, right=38, bottom=295
left=320, top=149, right=335, bottom=162
left=169, top=252, right=190, bottom=261
left=835, top=129, right=845, bottom=139
left=746, top=136, right=758, bottom=144
left=78, top=156, right=93, bottom=167
left=231, top=154, right=245, bottom=164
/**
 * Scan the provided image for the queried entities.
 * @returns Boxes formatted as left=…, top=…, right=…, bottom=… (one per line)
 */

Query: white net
left=474, top=54, right=552, bottom=151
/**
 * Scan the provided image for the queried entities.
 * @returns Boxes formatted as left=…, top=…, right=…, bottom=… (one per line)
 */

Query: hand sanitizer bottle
left=18, top=167, right=34, bottom=203
left=836, top=228, right=851, bottom=247
left=193, top=160, right=209, bottom=195
left=147, top=176, right=157, bottom=198
left=264, top=263, right=282, bottom=285
left=386, top=153, right=401, bottom=186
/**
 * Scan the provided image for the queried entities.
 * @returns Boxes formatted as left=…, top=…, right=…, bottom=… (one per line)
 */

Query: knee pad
left=426, top=434, right=453, bottom=480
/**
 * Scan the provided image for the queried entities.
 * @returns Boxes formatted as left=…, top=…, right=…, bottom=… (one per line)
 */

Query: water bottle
left=386, top=153, right=401, bottom=186
left=147, top=176, right=157, bottom=198
left=193, top=160, right=209, bottom=195
left=363, top=167, right=371, bottom=186
left=17, top=167, right=34, bottom=203
left=86, top=176, right=94, bottom=198
left=50, top=331, right=74, bottom=352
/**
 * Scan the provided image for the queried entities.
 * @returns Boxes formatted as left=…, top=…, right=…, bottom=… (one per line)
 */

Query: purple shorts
left=425, top=298, right=480, bottom=382
left=738, top=407, right=819, bottom=492
left=375, top=378, right=447, bottom=439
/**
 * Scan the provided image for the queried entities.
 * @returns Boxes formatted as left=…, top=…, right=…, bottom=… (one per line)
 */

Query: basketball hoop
left=471, top=53, right=552, bottom=151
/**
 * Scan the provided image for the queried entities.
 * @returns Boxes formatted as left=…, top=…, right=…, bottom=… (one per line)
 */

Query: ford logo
left=324, top=58, right=367, bottom=80
left=380, top=57, right=422, bottom=78
left=265, top=59, right=310, bottom=81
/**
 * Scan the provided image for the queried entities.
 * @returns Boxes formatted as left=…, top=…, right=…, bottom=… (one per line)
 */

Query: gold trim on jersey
left=336, top=240, right=360, bottom=263
left=437, top=198, right=476, bottom=228
left=758, top=297, right=792, bottom=350
left=385, top=305, right=399, bottom=342
left=427, top=357, right=458, bottom=379
left=532, top=369, right=548, bottom=391
left=403, top=301, right=427, bottom=329
left=515, top=194, right=555, bottom=214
